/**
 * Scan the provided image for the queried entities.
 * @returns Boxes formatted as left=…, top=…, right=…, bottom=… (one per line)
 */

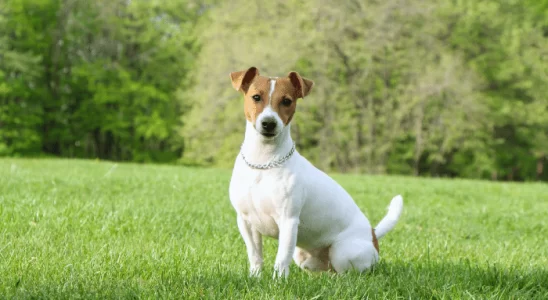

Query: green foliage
left=0, top=0, right=547, bottom=180
left=0, top=0, right=200, bottom=162
left=0, top=0, right=44, bottom=156
left=184, top=0, right=548, bottom=181
left=443, top=0, right=548, bottom=181
left=1, top=158, right=547, bottom=298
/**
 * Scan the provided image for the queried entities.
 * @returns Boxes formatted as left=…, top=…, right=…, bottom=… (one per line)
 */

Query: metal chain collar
left=240, top=142, right=296, bottom=170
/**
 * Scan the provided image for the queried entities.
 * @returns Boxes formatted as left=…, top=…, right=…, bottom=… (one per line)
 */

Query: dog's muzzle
left=261, top=119, right=277, bottom=137
left=256, top=108, right=283, bottom=138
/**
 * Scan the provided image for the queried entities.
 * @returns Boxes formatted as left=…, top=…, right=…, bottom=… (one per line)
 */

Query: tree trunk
left=413, top=101, right=425, bottom=176
left=537, top=154, right=545, bottom=180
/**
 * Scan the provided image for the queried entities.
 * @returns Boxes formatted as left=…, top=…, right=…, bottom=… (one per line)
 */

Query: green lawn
left=1, top=158, right=547, bottom=299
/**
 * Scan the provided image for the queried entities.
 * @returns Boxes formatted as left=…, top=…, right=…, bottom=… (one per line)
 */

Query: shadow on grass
left=179, top=259, right=548, bottom=299
left=6, top=260, right=547, bottom=299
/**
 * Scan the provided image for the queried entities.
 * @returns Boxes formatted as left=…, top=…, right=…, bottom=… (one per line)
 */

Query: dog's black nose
left=261, top=120, right=277, bottom=131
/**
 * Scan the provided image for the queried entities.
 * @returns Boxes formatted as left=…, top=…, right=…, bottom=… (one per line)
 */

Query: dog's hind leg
left=293, top=247, right=332, bottom=272
left=328, top=238, right=379, bottom=273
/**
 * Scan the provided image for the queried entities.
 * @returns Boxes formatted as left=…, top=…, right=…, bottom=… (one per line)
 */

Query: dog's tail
left=374, top=195, right=403, bottom=239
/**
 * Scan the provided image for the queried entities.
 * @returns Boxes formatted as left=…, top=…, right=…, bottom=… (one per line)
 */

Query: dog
left=228, top=66, right=403, bottom=278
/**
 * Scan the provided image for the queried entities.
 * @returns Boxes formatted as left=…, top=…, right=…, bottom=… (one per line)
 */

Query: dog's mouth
left=261, top=132, right=276, bottom=138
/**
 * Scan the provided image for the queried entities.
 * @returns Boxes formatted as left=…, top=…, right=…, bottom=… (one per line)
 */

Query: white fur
left=255, top=106, right=283, bottom=136
left=374, top=195, right=403, bottom=239
left=268, top=78, right=276, bottom=99
left=229, top=97, right=403, bottom=279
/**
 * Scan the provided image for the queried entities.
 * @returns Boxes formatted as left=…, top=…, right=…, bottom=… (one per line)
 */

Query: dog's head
left=230, top=67, right=314, bottom=139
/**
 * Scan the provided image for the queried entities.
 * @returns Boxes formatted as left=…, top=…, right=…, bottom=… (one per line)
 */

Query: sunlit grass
left=1, top=158, right=547, bottom=299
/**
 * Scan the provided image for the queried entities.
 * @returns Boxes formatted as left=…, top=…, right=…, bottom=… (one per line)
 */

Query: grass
left=1, top=158, right=547, bottom=299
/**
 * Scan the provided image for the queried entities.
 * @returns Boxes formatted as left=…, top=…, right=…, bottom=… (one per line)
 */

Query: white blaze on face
left=255, top=77, right=283, bottom=135
left=269, top=78, right=276, bottom=101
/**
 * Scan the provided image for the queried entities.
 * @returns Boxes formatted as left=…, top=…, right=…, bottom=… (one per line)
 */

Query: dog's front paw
left=273, top=262, right=289, bottom=279
left=249, top=265, right=262, bottom=277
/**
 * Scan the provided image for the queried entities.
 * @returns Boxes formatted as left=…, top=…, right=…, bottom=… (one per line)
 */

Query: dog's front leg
left=273, top=217, right=299, bottom=279
left=237, top=215, right=263, bottom=276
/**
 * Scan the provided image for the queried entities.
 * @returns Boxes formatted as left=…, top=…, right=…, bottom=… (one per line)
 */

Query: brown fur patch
left=230, top=67, right=258, bottom=93
left=269, top=77, right=299, bottom=125
left=288, top=71, right=314, bottom=99
left=242, top=76, right=303, bottom=125
left=243, top=76, right=271, bottom=123
left=372, top=229, right=379, bottom=253
left=230, top=67, right=314, bottom=125
left=296, top=247, right=333, bottom=272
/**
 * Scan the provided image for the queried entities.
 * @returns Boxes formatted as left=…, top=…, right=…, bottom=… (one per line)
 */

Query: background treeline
left=1, top=0, right=547, bottom=181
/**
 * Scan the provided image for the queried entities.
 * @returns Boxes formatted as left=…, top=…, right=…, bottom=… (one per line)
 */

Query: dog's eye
left=252, top=95, right=261, bottom=102
left=281, top=98, right=292, bottom=106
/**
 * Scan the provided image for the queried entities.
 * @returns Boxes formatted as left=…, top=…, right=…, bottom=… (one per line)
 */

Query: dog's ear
left=230, top=67, right=259, bottom=93
left=288, top=71, right=314, bottom=99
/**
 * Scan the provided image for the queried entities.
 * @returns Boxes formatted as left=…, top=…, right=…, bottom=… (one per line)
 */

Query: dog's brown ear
left=230, top=67, right=259, bottom=93
left=288, top=71, right=314, bottom=99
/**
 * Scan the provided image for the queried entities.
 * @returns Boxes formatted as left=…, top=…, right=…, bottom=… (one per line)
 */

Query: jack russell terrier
left=228, top=67, right=403, bottom=278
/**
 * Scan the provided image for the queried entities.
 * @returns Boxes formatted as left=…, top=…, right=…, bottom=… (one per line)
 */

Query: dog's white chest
left=229, top=167, right=294, bottom=238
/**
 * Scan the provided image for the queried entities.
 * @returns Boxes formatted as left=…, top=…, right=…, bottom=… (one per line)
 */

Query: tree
left=0, top=0, right=48, bottom=156
left=0, top=0, right=202, bottom=162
